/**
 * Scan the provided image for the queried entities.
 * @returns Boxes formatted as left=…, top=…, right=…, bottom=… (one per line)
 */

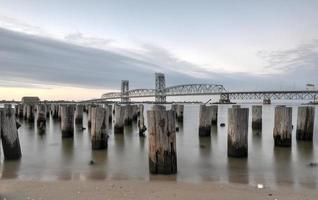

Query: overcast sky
left=0, top=0, right=317, bottom=100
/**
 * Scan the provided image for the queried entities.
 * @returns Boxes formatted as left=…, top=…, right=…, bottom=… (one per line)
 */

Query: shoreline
left=1, top=179, right=317, bottom=200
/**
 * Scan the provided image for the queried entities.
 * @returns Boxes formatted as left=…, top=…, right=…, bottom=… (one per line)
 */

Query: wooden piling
left=36, top=104, right=46, bottom=129
left=60, top=105, right=74, bottom=138
left=147, top=105, right=177, bottom=174
left=198, top=105, right=213, bottom=137
left=26, top=104, right=34, bottom=123
left=0, top=106, right=22, bottom=160
left=114, top=104, right=125, bottom=134
left=296, top=106, right=315, bottom=141
left=75, top=104, right=84, bottom=124
left=171, top=104, right=184, bottom=123
left=51, top=104, right=59, bottom=119
left=273, top=106, right=292, bottom=147
left=91, top=107, right=108, bottom=149
left=138, top=104, right=147, bottom=135
left=88, top=105, right=93, bottom=128
left=16, top=104, right=24, bottom=118
left=106, top=104, right=112, bottom=122
left=211, top=105, right=218, bottom=125
left=124, top=105, right=133, bottom=126
left=45, top=104, right=50, bottom=118
left=227, top=107, right=248, bottom=157
left=252, top=105, right=262, bottom=130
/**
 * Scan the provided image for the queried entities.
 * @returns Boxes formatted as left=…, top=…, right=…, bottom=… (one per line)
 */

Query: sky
left=0, top=0, right=317, bottom=100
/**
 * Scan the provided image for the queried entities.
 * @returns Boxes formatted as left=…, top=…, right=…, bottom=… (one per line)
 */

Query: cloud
left=64, top=32, right=114, bottom=49
left=0, top=26, right=317, bottom=96
left=258, top=40, right=318, bottom=74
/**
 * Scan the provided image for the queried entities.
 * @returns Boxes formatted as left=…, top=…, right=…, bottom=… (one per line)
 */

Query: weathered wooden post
left=91, top=107, right=108, bottom=149
left=138, top=104, right=147, bottom=135
left=273, top=106, right=292, bottom=147
left=45, top=104, right=50, bottom=118
left=114, top=104, right=125, bottom=134
left=16, top=104, right=24, bottom=118
left=105, top=104, right=112, bottom=122
left=171, top=104, right=184, bottom=122
left=74, top=104, right=84, bottom=125
left=296, top=106, right=315, bottom=141
left=227, top=107, right=249, bottom=157
left=131, top=105, right=138, bottom=121
left=124, top=105, right=133, bottom=126
left=58, top=104, right=62, bottom=120
left=60, top=105, right=74, bottom=138
left=252, top=105, right=262, bottom=130
left=36, top=104, right=46, bottom=129
left=51, top=104, right=58, bottom=119
left=0, top=106, right=22, bottom=160
left=23, top=104, right=27, bottom=119
left=26, top=104, right=34, bottom=123
left=147, top=105, right=177, bottom=174
left=211, top=105, right=218, bottom=125
left=198, top=105, right=213, bottom=137
left=88, top=105, right=93, bottom=128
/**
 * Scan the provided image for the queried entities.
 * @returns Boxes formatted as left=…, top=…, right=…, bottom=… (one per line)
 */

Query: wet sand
left=0, top=180, right=317, bottom=200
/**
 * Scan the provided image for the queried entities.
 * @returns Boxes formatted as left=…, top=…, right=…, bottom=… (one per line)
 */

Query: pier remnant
left=26, top=104, right=35, bottom=123
left=17, top=104, right=24, bottom=118
left=114, top=104, right=125, bottom=134
left=138, top=104, right=146, bottom=135
left=51, top=104, right=59, bottom=119
left=296, top=106, right=315, bottom=141
left=211, top=105, right=218, bottom=125
left=198, top=105, right=213, bottom=136
left=171, top=104, right=184, bottom=123
left=91, top=107, right=108, bottom=149
left=60, top=105, right=74, bottom=138
left=0, top=106, right=22, bottom=160
left=36, top=104, right=46, bottom=129
left=147, top=105, right=177, bottom=174
left=227, top=107, right=248, bottom=157
left=75, top=104, right=84, bottom=125
left=273, top=106, right=292, bottom=147
left=123, top=105, right=133, bottom=126
left=252, top=105, right=262, bottom=130
left=106, top=104, right=112, bottom=122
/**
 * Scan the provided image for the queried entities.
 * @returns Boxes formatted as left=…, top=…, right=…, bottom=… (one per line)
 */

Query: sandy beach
left=0, top=180, right=317, bottom=200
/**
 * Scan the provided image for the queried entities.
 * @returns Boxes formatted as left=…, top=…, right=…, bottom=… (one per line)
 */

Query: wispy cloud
left=258, top=40, right=318, bottom=74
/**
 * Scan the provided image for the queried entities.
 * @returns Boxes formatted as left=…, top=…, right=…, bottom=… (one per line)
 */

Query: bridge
left=85, top=73, right=318, bottom=104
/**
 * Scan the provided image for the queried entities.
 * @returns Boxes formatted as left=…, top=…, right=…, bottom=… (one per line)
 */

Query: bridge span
left=85, top=73, right=318, bottom=104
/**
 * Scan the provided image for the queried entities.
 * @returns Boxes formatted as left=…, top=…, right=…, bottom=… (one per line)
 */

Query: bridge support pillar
left=121, top=80, right=129, bottom=103
left=263, top=98, right=271, bottom=104
left=219, top=94, right=230, bottom=104
left=155, top=73, right=166, bottom=102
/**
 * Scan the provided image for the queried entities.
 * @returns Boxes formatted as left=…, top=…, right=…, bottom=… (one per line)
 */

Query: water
left=0, top=103, right=318, bottom=189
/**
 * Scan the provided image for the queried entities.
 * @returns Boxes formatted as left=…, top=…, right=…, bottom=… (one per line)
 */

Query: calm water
left=0, top=103, right=318, bottom=189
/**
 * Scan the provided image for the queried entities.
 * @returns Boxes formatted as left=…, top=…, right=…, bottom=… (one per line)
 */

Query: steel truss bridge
left=80, top=73, right=318, bottom=103
left=102, top=84, right=227, bottom=99
left=95, top=85, right=318, bottom=103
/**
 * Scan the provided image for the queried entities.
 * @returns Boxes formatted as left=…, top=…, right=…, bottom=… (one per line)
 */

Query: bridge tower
left=121, top=80, right=130, bottom=102
left=155, top=73, right=166, bottom=102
